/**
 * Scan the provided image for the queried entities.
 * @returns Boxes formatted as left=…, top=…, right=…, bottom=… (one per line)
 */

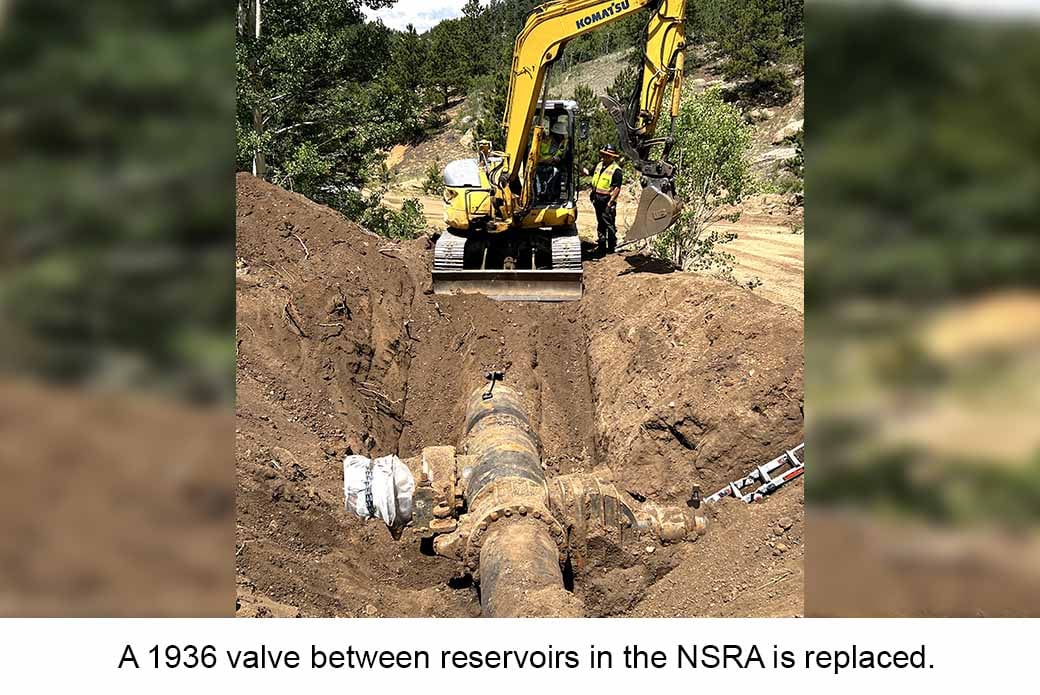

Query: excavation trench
left=397, top=295, right=600, bottom=482
left=235, top=174, right=805, bottom=618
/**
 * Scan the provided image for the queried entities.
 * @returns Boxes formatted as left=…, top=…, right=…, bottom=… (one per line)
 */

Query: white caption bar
left=0, top=618, right=1032, bottom=691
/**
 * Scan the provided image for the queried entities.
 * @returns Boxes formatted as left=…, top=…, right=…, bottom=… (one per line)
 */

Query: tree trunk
left=246, top=0, right=266, bottom=178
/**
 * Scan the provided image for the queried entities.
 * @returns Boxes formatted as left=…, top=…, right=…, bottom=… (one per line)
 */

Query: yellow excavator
left=434, top=0, right=687, bottom=301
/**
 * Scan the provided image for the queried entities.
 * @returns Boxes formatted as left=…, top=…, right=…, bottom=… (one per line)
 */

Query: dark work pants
left=592, top=193, right=617, bottom=254
left=536, top=165, right=561, bottom=202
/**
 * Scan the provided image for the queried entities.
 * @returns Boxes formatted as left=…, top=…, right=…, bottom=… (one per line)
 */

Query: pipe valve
left=343, top=380, right=708, bottom=616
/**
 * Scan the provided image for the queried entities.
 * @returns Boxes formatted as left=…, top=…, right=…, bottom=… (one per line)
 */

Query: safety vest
left=592, top=162, right=620, bottom=194
left=539, top=137, right=566, bottom=163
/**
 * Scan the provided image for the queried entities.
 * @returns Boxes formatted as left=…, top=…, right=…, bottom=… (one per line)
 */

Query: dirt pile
left=581, top=254, right=804, bottom=503
left=235, top=173, right=804, bottom=617
left=631, top=491, right=804, bottom=617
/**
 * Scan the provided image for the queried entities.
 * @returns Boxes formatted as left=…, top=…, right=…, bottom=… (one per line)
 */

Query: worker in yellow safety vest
left=586, top=144, right=623, bottom=256
left=536, top=120, right=569, bottom=201
left=539, top=121, right=569, bottom=165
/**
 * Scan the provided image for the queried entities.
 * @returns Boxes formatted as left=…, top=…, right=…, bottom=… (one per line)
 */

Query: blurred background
left=806, top=0, right=1040, bottom=615
left=0, top=1, right=235, bottom=615
left=2, top=0, right=1038, bottom=618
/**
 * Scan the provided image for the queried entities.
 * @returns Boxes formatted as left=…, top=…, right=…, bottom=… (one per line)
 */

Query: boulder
left=772, top=118, right=803, bottom=145
left=748, top=108, right=774, bottom=123
left=757, top=146, right=798, bottom=164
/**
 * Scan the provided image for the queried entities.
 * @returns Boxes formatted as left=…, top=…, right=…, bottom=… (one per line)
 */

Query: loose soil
left=235, top=173, right=804, bottom=617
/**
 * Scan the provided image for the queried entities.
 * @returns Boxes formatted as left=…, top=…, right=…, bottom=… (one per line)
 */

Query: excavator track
left=550, top=233, right=582, bottom=271
left=433, top=230, right=583, bottom=302
left=433, top=230, right=467, bottom=272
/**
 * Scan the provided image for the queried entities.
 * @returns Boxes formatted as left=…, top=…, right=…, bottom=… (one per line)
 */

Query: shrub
left=334, top=188, right=427, bottom=242
left=422, top=160, right=444, bottom=195
left=691, top=0, right=801, bottom=106
left=783, top=129, right=804, bottom=180
left=651, top=89, right=752, bottom=273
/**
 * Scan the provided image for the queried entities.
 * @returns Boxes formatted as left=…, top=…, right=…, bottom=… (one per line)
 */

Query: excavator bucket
left=626, top=178, right=680, bottom=243
left=597, top=95, right=682, bottom=244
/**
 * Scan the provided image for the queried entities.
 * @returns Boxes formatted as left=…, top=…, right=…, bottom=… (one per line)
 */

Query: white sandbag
left=343, top=454, right=414, bottom=529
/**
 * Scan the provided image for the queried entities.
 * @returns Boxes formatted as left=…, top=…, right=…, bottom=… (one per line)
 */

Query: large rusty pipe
left=480, top=521, right=577, bottom=617
left=462, top=385, right=543, bottom=501
left=461, top=385, right=582, bottom=617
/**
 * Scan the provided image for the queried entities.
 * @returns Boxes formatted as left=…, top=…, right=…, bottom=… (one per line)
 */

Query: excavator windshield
left=532, top=102, right=577, bottom=206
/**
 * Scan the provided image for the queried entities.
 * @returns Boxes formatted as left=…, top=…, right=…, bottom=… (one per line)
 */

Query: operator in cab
left=586, top=144, right=623, bottom=257
left=535, top=119, right=569, bottom=202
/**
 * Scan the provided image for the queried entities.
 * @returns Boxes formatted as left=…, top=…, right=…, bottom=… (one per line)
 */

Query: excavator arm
left=500, top=0, right=687, bottom=239
left=608, top=0, right=687, bottom=156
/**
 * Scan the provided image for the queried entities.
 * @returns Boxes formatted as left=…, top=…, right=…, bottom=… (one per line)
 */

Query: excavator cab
left=533, top=104, right=577, bottom=206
